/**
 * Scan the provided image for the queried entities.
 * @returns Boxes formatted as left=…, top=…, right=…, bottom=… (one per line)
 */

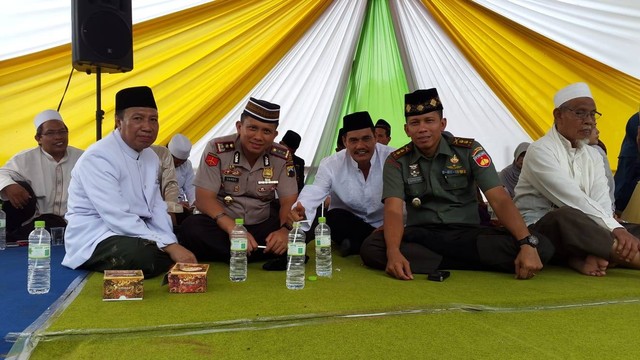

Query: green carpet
left=26, top=253, right=640, bottom=359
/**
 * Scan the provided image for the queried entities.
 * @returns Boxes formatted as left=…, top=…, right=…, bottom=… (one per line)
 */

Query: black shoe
left=339, top=238, right=352, bottom=257
left=262, top=255, right=310, bottom=271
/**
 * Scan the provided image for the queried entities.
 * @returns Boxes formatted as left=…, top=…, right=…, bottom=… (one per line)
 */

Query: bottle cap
left=235, top=218, right=244, bottom=225
left=318, top=217, right=326, bottom=223
left=34, top=220, right=45, bottom=228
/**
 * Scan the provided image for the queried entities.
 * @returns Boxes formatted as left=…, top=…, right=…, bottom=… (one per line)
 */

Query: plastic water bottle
left=28, top=221, right=50, bottom=294
left=229, top=218, right=248, bottom=282
left=314, top=217, right=332, bottom=277
left=0, top=203, right=6, bottom=251
left=286, top=222, right=306, bottom=290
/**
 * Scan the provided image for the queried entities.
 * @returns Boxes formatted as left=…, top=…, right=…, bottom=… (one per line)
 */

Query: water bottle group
left=229, top=217, right=332, bottom=289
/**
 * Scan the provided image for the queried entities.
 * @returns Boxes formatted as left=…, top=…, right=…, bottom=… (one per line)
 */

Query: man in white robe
left=0, top=110, right=82, bottom=240
left=63, top=86, right=195, bottom=278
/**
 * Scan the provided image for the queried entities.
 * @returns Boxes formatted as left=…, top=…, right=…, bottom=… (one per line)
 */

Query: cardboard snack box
left=168, top=263, right=209, bottom=293
left=103, top=270, right=144, bottom=301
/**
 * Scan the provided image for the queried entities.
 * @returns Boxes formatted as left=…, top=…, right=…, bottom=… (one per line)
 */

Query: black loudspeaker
left=72, top=0, right=133, bottom=73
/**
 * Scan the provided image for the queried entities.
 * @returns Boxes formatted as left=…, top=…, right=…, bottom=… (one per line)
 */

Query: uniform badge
left=412, top=198, right=422, bottom=208
left=409, top=163, right=420, bottom=177
left=258, top=187, right=267, bottom=193
left=407, top=162, right=424, bottom=184
left=224, top=195, right=233, bottom=205
left=472, top=147, right=492, bottom=168
left=446, top=154, right=462, bottom=169
left=287, top=165, right=296, bottom=177
left=205, top=152, right=219, bottom=167
left=222, top=168, right=233, bottom=175
left=233, top=185, right=240, bottom=192
left=231, top=169, right=242, bottom=176
left=258, top=167, right=278, bottom=185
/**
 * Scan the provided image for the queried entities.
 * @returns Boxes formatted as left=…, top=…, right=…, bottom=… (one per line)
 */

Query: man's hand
left=288, top=201, right=306, bottom=224
left=265, top=227, right=289, bottom=255
left=385, top=248, right=413, bottom=280
left=612, top=228, right=640, bottom=263
left=514, top=245, right=543, bottom=279
left=163, top=243, right=197, bottom=264
left=246, top=232, right=259, bottom=254
left=3, top=183, right=31, bottom=209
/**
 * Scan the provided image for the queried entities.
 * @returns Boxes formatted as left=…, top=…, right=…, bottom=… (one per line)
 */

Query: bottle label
left=0, top=219, right=5, bottom=227
left=29, top=244, right=50, bottom=259
left=230, top=238, right=247, bottom=251
left=315, top=235, right=331, bottom=248
left=288, top=243, right=306, bottom=256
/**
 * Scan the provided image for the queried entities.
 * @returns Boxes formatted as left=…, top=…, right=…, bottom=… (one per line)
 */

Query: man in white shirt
left=515, top=82, right=640, bottom=276
left=0, top=110, right=83, bottom=240
left=168, top=134, right=196, bottom=209
left=63, top=86, right=196, bottom=278
left=290, top=111, right=395, bottom=256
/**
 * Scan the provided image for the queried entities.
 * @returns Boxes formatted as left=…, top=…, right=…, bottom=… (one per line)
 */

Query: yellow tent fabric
left=423, top=0, right=640, bottom=168
left=0, top=0, right=332, bottom=164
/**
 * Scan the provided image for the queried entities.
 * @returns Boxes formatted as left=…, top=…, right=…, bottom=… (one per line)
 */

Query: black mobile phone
left=427, top=270, right=450, bottom=282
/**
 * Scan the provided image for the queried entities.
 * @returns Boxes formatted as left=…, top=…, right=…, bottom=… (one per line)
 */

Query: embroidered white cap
left=34, top=109, right=63, bottom=129
left=553, top=82, right=593, bottom=108
left=168, top=134, right=192, bottom=160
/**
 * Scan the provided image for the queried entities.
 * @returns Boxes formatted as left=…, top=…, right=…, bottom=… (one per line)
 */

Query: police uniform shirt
left=383, top=133, right=500, bottom=226
left=193, top=134, right=297, bottom=225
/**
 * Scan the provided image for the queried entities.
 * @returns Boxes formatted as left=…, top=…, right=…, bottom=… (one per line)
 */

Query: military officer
left=360, top=88, right=554, bottom=280
left=179, top=97, right=298, bottom=269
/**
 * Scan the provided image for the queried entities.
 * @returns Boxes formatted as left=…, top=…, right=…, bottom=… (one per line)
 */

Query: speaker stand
left=95, top=66, right=104, bottom=141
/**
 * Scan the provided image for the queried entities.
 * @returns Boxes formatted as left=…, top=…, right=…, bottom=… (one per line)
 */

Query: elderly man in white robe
left=0, top=110, right=83, bottom=240
left=515, top=82, right=640, bottom=277
left=63, top=86, right=195, bottom=278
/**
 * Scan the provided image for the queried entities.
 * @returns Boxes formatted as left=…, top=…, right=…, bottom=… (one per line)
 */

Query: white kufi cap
left=168, top=134, right=192, bottom=160
left=34, top=109, right=63, bottom=129
left=553, top=82, right=593, bottom=108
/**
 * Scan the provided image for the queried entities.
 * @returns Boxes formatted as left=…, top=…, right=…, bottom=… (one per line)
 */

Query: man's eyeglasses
left=563, top=107, right=602, bottom=120
left=41, top=130, right=69, bottom=137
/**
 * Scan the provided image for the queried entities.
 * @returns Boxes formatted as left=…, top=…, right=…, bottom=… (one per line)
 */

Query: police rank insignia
left=205, top=152, right=219, bottom=167
left=215, top=141, right=235, bottom=153
left=472, top=146, right=492, bottom=168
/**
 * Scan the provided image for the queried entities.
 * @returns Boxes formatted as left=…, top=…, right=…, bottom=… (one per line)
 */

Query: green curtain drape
left=336, top=0, right=410, bottom=149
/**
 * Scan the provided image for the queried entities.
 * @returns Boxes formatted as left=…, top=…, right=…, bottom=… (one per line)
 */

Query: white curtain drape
left=390, top=0, right=531, bottom=169
left=473, top=0, right=640, bottom=79
left=189, top=0, right=367, bottom=170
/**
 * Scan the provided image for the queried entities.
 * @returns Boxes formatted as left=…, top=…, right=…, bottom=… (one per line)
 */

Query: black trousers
left=2, top=181, right=67, bottom=241
left=360, top=224, right=554, bottom=274
left=80, top=236, right=174, bottom=279
left=529, top=206, right=640, bottom=262
left=178, top=211, right=283, bottom=263
left=325, top=208, right=375, bottom=255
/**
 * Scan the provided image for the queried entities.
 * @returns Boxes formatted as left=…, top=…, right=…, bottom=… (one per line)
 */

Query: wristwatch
left=516, top=235, right=539, bottom=248
left=281, top=223, right=293, bottom=231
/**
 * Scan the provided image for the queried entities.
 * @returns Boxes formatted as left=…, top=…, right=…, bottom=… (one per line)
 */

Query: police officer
left=179, top=97, right=298, bottom=269
left=360, top=88, right=553, bottom=280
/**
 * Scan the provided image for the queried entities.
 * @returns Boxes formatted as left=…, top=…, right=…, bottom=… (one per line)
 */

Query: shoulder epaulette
left=270, top=143, right=290, bottom=160
left=391, top=143, right=413, bottom=159
left=448, top=136, right=474, bottom=148
left=214, top=141, right=235, bottom=154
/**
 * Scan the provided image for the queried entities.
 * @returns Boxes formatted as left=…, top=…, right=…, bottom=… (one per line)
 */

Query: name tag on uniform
left=407, top=176, right=424, bottom=184
left=224, top=176, right=239, bottom=183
